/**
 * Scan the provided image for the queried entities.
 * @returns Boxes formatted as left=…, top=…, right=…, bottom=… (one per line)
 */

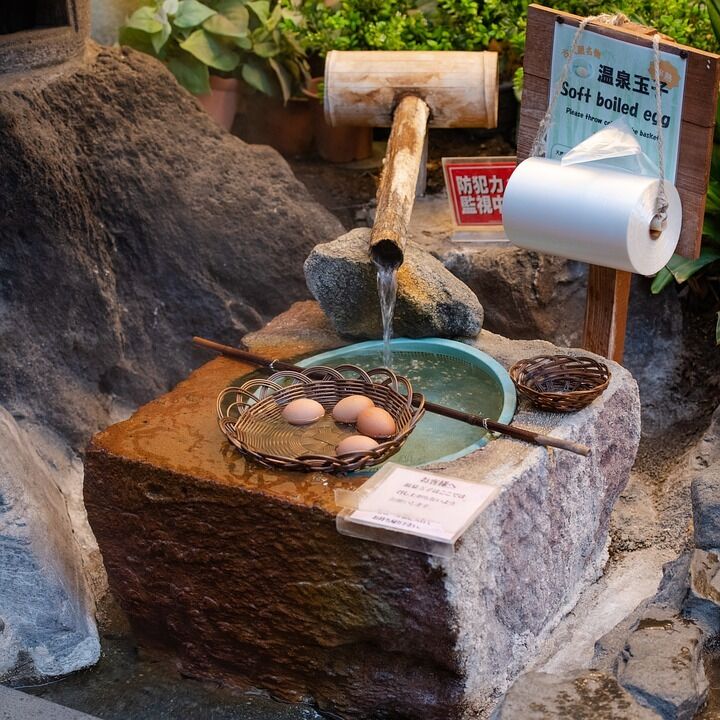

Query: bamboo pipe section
left=323, top=51, right=499, bottom=128
left=370, top=95, right=430, bottom=268
left=193, top=336, right=591, bottom=457
left=323, top=50, right=499, bottom=267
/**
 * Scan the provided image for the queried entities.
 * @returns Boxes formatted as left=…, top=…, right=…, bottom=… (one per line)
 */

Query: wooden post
left=582, top=267, right=632, bottom=363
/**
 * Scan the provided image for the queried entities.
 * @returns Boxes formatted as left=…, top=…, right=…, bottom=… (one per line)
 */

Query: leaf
left=118, top=25, right=159, bottom=55
left=268, top=57, right=292, bottom=103
left=246, top=1, right=270, bottom=24
left=650, top=266, right=675, bottom=294
left=174, top=0, right=216, bottom=28
left=235, top=35, right=252, bottom=50
left=152, top=21, right=172, bottom=53
left=241, top=60, right=276, bottom=96
left=266, top=4, right=283, bottom=31
left=168, top=51, right=211, bottom=94
left=716, top=311, right=720, bottom=346
left=665, top=248, right=720, bottom=284
left=202, top=0, right=249, bottom=38
left=125, top=6, right=164, bottom=34
left=253, top=41, right=279, bottom=57
left=180, top=29, right=239, bottom=71
left=707, top=179, right=720, bottom=214
left=709, top=0, right=720, bottom=45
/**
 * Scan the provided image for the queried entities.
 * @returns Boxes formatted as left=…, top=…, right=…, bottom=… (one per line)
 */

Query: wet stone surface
left=615, top=611, right=708, bottom=720
left=84, top=301, right=640, bottom=719
left=25, top=597, right=322, bottom=720
left=304, top=227, right=483, bottom=339
left=491, top=670, right=662, bottom=719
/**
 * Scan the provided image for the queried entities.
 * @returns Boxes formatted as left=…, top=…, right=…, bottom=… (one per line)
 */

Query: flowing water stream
left=376, top=264, right=398, bottom=368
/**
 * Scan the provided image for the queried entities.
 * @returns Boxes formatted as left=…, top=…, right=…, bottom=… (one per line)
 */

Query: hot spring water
left=376, top=264, right=398, bottom=368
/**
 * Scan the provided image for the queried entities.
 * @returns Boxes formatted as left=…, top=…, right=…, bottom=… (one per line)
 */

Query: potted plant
left=282, top=0, right=528, bottom=160
left=119, top=0, right=310, bottom=131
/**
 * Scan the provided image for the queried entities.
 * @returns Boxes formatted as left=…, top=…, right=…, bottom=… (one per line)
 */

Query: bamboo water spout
left=323, top=50, right=499, bottom=268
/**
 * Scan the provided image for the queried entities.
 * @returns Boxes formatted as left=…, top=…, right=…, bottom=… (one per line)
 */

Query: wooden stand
left=518, top=5, right=720, bottom=363
left=582, top=267, right=632, bottom=362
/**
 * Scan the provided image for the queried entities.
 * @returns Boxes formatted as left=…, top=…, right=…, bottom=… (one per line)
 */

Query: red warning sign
left=443, top=157, right=517, bottom=227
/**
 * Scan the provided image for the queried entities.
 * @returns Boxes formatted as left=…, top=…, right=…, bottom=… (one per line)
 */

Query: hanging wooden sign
left=516, top=5, right=720, bottom=361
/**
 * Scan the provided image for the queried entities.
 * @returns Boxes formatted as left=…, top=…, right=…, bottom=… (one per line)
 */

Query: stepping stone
left=0, top=686, right=99, bottom=720
left=84, top=301, right=640, bottom=719
left=491, top=670, right=662, bottom=719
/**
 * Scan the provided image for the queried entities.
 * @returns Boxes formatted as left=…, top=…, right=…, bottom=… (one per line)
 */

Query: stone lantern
left=0, top=0, right=89, bottom=73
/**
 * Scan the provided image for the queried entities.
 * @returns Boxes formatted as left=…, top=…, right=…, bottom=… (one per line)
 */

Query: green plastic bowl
left=298, top=338, right=516, bottom=467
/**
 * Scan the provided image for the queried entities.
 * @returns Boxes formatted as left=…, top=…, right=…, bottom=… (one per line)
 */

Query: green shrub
left=282, top=0, right=526, bottom=77
left=649, top=0, right=720, bottom=344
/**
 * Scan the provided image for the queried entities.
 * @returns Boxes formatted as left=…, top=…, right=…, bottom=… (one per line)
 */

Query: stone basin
left=84, top=301, right=641, bottom=719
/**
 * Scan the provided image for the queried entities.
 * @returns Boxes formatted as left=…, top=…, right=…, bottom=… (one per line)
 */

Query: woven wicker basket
left=509, top=354, right=610, bottom=412
left=217, top=364, right=425, bottom=473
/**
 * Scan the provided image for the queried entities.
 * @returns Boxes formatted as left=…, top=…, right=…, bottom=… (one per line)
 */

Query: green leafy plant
left=120, top=0, right=310, bottom=101
left=650, top=0, right=720, bottom=344
left=282, top=0, right=526, bottom=79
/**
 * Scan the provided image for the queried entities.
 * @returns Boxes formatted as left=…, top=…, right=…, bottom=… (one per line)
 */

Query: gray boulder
left=692, top=470, right=720, bottom=551
left=0, top=408, right=99, bottom=685
left=492, top=670, right=661, bottom=719
left=0, top=43, right=344, bottom=449
left=685, top=548, right=720, bottom=634
left=615, top=610, right=708, bottom=720
left=304, top=228, right=483, bottom=339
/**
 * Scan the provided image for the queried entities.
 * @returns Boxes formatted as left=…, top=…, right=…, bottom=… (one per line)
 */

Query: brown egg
left=332, top=395, right=375, bottom=424
left=281, top=398, right=325, bottom=425
left=356, top=407, right=397, bottom=439
left=336, top=435, right=379, bottom=456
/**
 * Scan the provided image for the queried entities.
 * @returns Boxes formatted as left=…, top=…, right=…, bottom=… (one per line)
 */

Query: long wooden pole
left=193, top=336, right=591, bottom=457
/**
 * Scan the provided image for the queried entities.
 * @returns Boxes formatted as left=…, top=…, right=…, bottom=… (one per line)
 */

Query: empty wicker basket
left=509, top=354, right=610, bottom=412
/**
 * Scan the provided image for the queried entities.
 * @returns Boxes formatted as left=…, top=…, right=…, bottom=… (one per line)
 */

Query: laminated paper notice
left=335, top=464, right=498, bottom=557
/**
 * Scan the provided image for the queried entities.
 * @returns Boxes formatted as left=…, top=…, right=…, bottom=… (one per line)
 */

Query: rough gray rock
left=685, top=549, right=720, bottom=635
left=689, top=404, right=720, bottom=472
left=692, top=470, right=720, bottom=551
left=304, top=228, right=483, bottom=339
left=592, top=553, right=692, bottom=673
left=491, top=670, right=662, bottom=719
left=0, top=408, right=99, bottom=685
left=0, top=43, right=344, bottom=449
left=615, top=610, right=708, bottom=720
left=442, top=247, right=586, bottom=347
left=0, top=686, right=100, bottom=720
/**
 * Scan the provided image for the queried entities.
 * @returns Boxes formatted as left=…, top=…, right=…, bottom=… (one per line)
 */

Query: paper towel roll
left=502, top=158, right=682, bottom=276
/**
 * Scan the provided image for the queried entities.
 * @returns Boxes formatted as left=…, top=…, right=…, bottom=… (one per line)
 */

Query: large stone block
left=84, top=302, right=640, bottom=719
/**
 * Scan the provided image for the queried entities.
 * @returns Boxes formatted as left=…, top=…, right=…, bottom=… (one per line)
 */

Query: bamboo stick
left=369, top=95, right=430, bottom=269
left=193, top=336, right=591, bottom=457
